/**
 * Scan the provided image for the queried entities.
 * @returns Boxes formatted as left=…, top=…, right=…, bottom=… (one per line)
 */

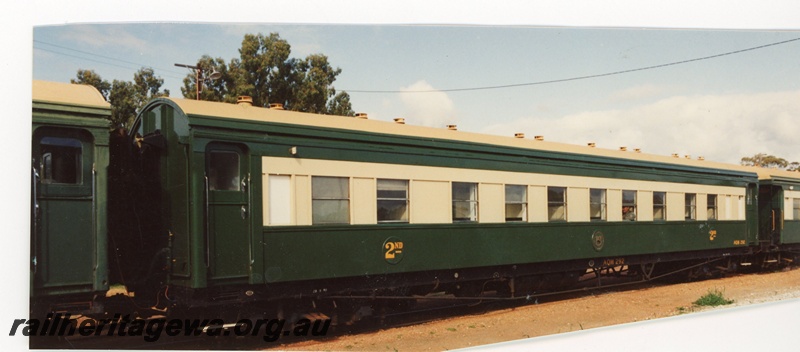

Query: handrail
left=772, top=209, right=776, bottom=232
left=204, top=175, right=210, bottom=268
left=92, top=164, right=98, bottom=274
left=31, top=164, right=39, bottom=274
left=246, top=173, right=254, bottom=267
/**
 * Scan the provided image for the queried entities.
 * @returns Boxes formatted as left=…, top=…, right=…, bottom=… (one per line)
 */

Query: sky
left=6, top=1, right=800, bottom=350
left=30, top=14, right=800, bottom=166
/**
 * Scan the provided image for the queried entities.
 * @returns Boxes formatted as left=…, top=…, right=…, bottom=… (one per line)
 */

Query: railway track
left=29, top=262, right=781, bottom=350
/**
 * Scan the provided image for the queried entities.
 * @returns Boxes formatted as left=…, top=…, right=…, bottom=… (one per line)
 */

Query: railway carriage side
left=31, top=81, right=111, bottom=315
left=756, top=171, right=800, bottom=257
left=253, top=125, right=759, bottom=296
left=121, top=97, right=761, bottom=310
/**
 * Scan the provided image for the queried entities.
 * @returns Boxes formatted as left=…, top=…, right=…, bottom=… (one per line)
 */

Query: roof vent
left=587, top=142, right=596, bottom=148
left=534, top=135, right=544, bottom=141
left=269, top=103, right=284, bottom=110
left=447, top=125, right=458, bottom=131
left=394, top=118, right=406, bottom=124
left=514, top=133, right=525, bottom=139
left=237, top=96, right=253, bottom=106
left=672, top=153, right=679, bottom=158
left=634, top=148, right=642, bottom=153
left=619, top=146, right=627, bottom=151
left=698, top=156, right=705, bottom=161
left=684, top=155, right=691, bottom=159
left=355, top=112, right=368, bottom=119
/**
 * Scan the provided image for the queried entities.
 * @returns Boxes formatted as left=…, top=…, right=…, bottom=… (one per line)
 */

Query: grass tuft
left=693, top=288, right=734, bottom=307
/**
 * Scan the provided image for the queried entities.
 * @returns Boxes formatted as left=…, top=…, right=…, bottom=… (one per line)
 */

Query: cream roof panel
left=165, top=97, right=776, bottom=177
left=33, top=80, right=110, bottom=109
left=746, top=166, right=800, bottom=182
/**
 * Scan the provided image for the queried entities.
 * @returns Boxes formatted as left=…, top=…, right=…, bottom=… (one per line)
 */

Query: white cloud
left=58, top=25, right=148, bottom=52
left=482, top=90, right=800, bottom=165
left=398, top=80, right=456, bottom=127
left=608, top=84, right=667, bottom=103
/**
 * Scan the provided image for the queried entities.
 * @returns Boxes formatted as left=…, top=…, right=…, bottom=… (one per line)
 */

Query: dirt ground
left=278, top=267, right=800, bottom=351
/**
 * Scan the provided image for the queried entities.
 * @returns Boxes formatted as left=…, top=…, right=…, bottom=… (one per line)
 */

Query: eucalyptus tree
left=72, top=68, right=170, bottom=129
left=180, top=32, right=354, bottom=116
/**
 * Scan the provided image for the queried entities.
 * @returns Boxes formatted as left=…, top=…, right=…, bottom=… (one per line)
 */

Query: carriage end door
left=32, top=128, right=96, bottom=293
left=205, top=144, right=252, bottom=282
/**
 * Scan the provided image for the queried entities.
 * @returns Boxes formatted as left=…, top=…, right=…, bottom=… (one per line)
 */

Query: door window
left=208, top=151, right=240, bottom=191
left=40, top=137, right=82, bottom=184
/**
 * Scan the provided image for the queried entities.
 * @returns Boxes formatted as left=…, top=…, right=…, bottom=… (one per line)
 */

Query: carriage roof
left=158, top=97, right=799, bottom=182
left=33, top=80, right=110, bottom=110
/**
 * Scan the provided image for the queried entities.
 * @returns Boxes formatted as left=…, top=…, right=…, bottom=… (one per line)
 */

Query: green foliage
left=327, top=91, right=355, bottom=117
left=693, top=288, right=734, bottom=307
left=741, top=153, right=792, bottom=169
left=71, top=69, right=111, bottom=99
left=181, top=55, right=235, bottom=103
left=108, top=80, right=136, bottom=129
left=72, top=68, right=170, bottom=129
left=73, top=31, right=352, bottom=130
left=180, top=32, right=354, bottom=116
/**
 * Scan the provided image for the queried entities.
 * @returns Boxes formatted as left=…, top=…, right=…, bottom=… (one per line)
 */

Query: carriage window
left=505, top=185, right=527, bottom=222
left=40, top=137, right=82, bottom=184
left=452, top=182, right=478, bottom=222
left=547, top=187, right=567, bottom=222
left=377, top=179, right=409, bottom=223
left=622, top=190, right=637, bottom=221
left=707, top=194, right=718, bottom=220
left=794, top=199, right=800, bottom=220
left=653, top=192, right=666, bottom=221
left=590, top=188, right=606, bottom=221
left=312, top=176, right=350, bottom=224
left=268, top=175, right=291, bottom=225
left=739, top=196, right=746, bottom=220
left=685, top=193, right=697, bottom=220
left=208, top=151, right=240, bottom=191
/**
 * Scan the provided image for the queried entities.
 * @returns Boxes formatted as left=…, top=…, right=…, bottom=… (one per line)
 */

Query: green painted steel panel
left=262, top=221, right=749, bottom=283
left=208, top=204, right=251, bottom=280
left=36, top=198, right=94, bottom=291
left=783, top=221, right=800, bottom=244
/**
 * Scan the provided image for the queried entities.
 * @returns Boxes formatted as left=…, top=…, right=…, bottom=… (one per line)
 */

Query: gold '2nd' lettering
left=385, top=241, right=404, bottom=259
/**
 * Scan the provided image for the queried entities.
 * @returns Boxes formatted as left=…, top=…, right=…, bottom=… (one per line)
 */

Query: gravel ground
left=277, top=267, right=800, bottom=351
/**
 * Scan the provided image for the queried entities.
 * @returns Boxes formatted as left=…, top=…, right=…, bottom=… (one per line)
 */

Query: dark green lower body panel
left=262, top=221, right=749, bottom=283
left=34, top=199, right=95, bottom=296
left=782, top=221, right=800, bottom=244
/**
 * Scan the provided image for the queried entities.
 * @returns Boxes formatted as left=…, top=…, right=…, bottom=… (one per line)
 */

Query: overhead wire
left=34, top=39, right=188, bottom=80
left=34, top=36, right=800, bottom=94
left=344, top=37, right=800, bottom=93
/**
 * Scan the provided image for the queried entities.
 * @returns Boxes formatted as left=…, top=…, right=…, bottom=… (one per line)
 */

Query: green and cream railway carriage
left=119, top=95, right=770, bottom=308
left=30, top=79, right=800, bottom=316
left=31, top=81, right=110, bottom=314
